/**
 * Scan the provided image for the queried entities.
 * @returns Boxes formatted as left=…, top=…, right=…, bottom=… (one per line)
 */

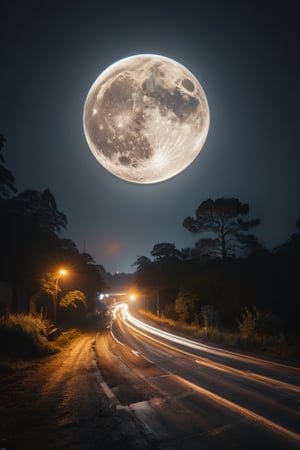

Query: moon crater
left=83, top=54, right=209, bottom=184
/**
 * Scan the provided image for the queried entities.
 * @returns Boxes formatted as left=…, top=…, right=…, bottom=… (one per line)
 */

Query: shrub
left=0, top=313, right=55, bottom=358
left=238, top=306, right=282, bottom=342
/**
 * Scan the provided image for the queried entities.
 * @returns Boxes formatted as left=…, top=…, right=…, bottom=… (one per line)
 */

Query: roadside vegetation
left=0, top=313, right=53, bottom=359
left=137, top=308, right=300, bottom=362
left=0, top=313, right=83, bottom=373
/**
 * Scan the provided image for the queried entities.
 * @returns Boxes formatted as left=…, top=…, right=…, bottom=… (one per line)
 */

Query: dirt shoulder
left=0, top=331, right=160, bottom=450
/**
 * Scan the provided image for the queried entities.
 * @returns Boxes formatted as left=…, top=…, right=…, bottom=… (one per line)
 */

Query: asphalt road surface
left=1, top=313, right=299, bottom=450
left=95, top=306, right=300, bottom=450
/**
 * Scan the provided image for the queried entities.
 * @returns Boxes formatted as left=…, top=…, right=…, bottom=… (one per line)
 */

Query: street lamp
left=53, top=268, right=67, bottom=321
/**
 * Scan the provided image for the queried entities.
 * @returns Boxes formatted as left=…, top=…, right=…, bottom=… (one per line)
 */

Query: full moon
left=83, top=54, right=209, bottom=184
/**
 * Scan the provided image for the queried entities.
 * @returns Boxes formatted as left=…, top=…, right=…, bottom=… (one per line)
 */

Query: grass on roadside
left=0, top=313, right=54, bottom=359
left=0, top=313, right=84, bottom=373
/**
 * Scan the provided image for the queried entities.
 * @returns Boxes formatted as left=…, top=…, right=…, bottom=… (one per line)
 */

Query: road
left=95, top=306, right=300, bottom=450
left=0, top=332, right=159, bottom=450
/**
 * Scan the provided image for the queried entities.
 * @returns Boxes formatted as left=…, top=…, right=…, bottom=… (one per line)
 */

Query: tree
left=238, top=306, right=281, bottom=340
left=37, top=271, right=65, bottom=320
left=183, top=198, right=260, bottom=259
left=59, top=290, right=87, bottom=309
left=59, top=290, right=88, bottom=326
left=150, top=243, right=183, bottom=261
left=39, top=272, right=57, bottom=298
left=270, top=211, right=300, bottom=332
left=132, top=256, right=156, bottom=311
left=191, top=238, right=219, bottom=260
left=283, top=210, right=300, bottom=249
left=175, top=288, right=198, bottom=323
left=132, top=255, right=152, bottom=272
left=11, top=188, right=67, bottom=235
left=0, top=188, right=68, bottom=307
left=201, top=304, right=219, bottom=329
left=0, top=134, right=17, bottom=199
left=150, top=244, right=185, bottom=316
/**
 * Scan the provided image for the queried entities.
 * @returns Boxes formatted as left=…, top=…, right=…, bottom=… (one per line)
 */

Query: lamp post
left=53, top=269, right=67, bottom=321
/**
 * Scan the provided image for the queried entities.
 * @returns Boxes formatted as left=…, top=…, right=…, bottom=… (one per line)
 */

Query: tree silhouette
left=183, top=198, right=260, bottom=259
left=0, top=134, right=17, bottom=199
left=150, top=242, right=183, bottom=261
left=288, top=211, right=300, bottom=246
left=132, top=255, right=152, bottom=272
left=11, top=188, right=67, bottom=235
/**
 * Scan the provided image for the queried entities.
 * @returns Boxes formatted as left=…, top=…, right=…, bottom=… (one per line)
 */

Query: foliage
left=40, top=272, right=57, bottom=297
left=183, top=198, right=260, bottom=259
left=0, top=134, right=17, bottom=199
left=175, top=288, right=198, bottom=323
left=0, top=187, right=68, bottom=293
left=132, top=256, right=155, bottom=295
left=192, top=238, right=219, bottom=260
left=0, top=313, right=55, bottom=358
left=238, top=306, right=282, bottom=340
left=200, top=304, right=219, bottom=329
left=10, top=188, right=67, bottom=236
left=150, top=242, right=183, bottom=261
left=132, top=255, right=152, bottom=271
left=138, top=309, right=299, bottom=361
left=163, top=302, right=177, bottom=320
left=59, top=290, right=87, bottom=309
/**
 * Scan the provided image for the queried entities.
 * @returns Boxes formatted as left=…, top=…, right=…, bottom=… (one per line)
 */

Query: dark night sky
left=1, top=0, right=299, bottom=273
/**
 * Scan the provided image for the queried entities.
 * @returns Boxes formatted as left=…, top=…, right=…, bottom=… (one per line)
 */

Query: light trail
left=123, top=305, right=300, bottom=373
left=194, top=359, right=300, bottom=395
left=124, top=306, right=221, bottom=354
left=174, top=375, right=300, bottom=444
left=121, top=307, right=300, bottom=394
left=111, top=305, right=300, bottom=443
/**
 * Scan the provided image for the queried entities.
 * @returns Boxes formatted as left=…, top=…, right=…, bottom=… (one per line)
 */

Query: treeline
left=1, top=131, right=299, bottom=342
left=133, top=199, right=300, bottom=342
left=0, top=134, right=106, bottom=323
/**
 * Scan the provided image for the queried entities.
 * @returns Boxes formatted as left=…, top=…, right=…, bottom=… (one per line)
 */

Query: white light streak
left=120, top=305, right=300, bottom=387
left=124, top=306, right=225, bottom=355
left=175, top=375, right=300, bottom=444
left=116, top=305, right=300, bottom=443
